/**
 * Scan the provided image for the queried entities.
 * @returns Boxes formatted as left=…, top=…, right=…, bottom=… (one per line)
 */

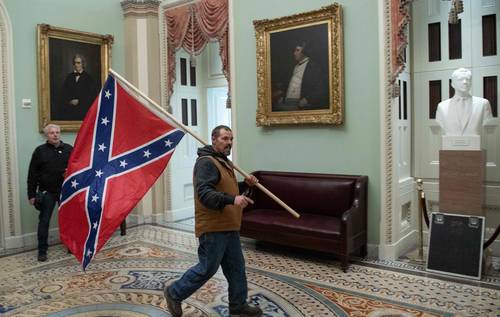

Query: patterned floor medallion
left=0, top=225, right=498, bottom=316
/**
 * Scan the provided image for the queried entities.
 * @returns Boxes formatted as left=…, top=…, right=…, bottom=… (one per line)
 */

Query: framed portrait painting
left=254, top=4, right=343, bottom=126
left=37, top=24, right=113, bottom=131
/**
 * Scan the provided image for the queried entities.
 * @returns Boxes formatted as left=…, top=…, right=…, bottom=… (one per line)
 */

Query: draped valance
left=391, top=0, right=412, bottom=97
left=165, top=0, right=230, bottom=107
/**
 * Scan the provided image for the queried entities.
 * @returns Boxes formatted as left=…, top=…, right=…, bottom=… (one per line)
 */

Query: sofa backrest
left=251, top=171, right=359, bottom=217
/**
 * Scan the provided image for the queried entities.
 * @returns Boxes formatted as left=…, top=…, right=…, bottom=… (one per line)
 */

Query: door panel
left=169, top=51, right=204, bottom=218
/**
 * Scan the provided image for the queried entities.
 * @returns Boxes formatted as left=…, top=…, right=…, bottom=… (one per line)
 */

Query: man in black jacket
left=27, top=124, right=73, bottom=262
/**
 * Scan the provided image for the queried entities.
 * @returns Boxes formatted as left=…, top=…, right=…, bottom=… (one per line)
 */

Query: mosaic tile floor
left=0, top=225, right=499, bottom=316
left=163, top=217, right=500, bottom=286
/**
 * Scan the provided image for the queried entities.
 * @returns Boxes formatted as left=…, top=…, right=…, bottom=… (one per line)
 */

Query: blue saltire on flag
left=58, top=74, right=184, bottom=269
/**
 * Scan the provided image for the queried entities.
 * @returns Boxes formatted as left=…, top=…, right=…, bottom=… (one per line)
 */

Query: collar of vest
left=199, top=155, right=234, bottom=170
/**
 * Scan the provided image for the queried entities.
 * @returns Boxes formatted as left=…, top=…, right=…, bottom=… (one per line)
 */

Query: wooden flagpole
left=109, top=69, right=300, bottom=218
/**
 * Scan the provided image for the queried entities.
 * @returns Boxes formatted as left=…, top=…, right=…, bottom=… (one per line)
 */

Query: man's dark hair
left=211, top=125, right=232, bottom=138
left=295, top=41, right=310, bottom=57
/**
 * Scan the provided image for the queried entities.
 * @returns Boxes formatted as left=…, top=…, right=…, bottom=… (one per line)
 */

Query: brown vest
left=194, top=156, right=241, bottom=237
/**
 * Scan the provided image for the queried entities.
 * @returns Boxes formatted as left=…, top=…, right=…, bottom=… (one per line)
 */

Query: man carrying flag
left=60, top=71, right=268, bottom=316
left=58, top=74, right=184, bottom=269
left=164, top=125, right=262, bottom=317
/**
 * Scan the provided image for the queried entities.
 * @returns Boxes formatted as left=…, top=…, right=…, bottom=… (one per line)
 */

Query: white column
left=121, top=0, right=165, bottom=225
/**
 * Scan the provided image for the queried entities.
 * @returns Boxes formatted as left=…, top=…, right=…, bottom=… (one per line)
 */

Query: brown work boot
left=163, top=285, right=182, bottom=317
left=230, top=303, right=262, bottom=317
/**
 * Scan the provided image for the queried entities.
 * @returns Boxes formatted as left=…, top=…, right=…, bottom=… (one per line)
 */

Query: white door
left=168, top=42, right=230, bottom=221
left=207, top=86, right=231, bottom=158
left=394, top=64, right=415, bottom=256
left=168, top=50, right=206, bottom=220
left=206, top=41, right=231, bottom=139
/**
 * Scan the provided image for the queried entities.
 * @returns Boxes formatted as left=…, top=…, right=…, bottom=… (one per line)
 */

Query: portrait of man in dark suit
left=48, top=38, right=102, bottom=122
left=37, top=24, right=112, bottom=131
left=270, top=23, right=330, bottom=112
left=60, top=54, right=99, bottom=120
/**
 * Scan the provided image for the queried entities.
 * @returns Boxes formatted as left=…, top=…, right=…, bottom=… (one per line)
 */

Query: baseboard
left=150, top=212, right=165, bottom=224
left=126, top=208, right=193, bottom=225
left=378, top=229, right=419, bottom=260
left=5, top=225, right=496, bottom=261
left=366, top=243, right=378, bottom=258
left=126, top=213, right=150, bottom=225
left=4, top=235, right=24, bottom=249
left=378, top=228, right=500, bottom=259
left=163, top=207, right=194, bottom=222
left=4, top=227, right=60, bottom=250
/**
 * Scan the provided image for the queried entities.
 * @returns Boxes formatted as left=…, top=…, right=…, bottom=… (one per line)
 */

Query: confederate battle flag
left=58, top=74, right=184, bottom=269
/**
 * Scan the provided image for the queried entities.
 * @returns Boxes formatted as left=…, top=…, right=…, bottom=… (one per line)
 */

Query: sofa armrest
left=341, top=176, right=368, bottom=235
left=341, top=199, right=360, bottom=223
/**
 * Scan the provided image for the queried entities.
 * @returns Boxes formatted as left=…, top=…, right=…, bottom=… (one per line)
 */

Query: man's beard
left=223, top=145, right=231, bottom=156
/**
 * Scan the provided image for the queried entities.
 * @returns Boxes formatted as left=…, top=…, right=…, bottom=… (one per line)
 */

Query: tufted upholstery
left=241, top=171, right=368, bottom=272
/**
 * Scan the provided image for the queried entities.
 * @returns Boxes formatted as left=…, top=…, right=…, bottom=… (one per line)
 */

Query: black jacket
left=194, top=145, right=245, bottom=210
left=58, top=71, right=99, bottom=120
left=27, top=141, right=73, bottom=199
left=299, top=59, right=328, bottom=108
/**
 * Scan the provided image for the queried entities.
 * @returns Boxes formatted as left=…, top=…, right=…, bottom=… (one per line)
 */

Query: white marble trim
left=0, top=0, right=21, bottom=249
left=379, top=0, right=395, bottom=253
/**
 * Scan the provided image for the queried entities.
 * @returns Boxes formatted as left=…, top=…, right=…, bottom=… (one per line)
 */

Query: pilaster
left=121, top=0, right=168, bottom=225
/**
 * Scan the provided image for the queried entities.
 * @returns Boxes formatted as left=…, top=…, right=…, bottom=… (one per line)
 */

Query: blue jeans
left=169, top=231, right=248, bottom=310
left=37, top=192, right=58, bottom=254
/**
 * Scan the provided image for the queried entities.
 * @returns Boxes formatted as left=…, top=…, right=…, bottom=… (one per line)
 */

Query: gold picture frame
left=254, top=4, right=343, bottom=126
left=37, top=24, right=113, bottom=131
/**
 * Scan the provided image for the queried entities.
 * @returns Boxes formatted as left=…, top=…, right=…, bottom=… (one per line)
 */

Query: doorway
left=167, top=42, right=230, bottom=221
left=207, top=86, right=231, bottom=156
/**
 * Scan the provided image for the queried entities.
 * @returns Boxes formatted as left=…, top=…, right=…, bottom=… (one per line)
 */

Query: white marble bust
left=435, top=68, right=493, bottom=136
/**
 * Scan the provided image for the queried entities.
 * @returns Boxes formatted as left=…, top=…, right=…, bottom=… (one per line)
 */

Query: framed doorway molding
left=0, top=0, right=22, bottom=249
left=378, top=0, right=414, bottom=259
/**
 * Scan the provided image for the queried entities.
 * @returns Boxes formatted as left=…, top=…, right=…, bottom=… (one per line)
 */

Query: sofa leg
left=341, top=255, right=349, bottom=273
left=359, top=245, right=367, bottom=258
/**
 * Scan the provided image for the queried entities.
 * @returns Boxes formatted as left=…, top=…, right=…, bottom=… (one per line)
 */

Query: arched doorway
left=0, top=0, right=21, bottom=250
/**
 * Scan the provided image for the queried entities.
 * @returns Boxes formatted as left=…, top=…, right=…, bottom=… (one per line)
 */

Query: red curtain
left=165, top=0, right=230, bottom=107
left=391, top=0, right=412, bottom=90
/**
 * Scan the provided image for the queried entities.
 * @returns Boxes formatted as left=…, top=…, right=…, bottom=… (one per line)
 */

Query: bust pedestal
left=442, top=135, right=480, bottom=151
left=439, top=150, right=485, bottom=216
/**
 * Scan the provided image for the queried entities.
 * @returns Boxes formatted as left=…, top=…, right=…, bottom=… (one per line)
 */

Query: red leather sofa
left=241, top=171, right=368, bottom=272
